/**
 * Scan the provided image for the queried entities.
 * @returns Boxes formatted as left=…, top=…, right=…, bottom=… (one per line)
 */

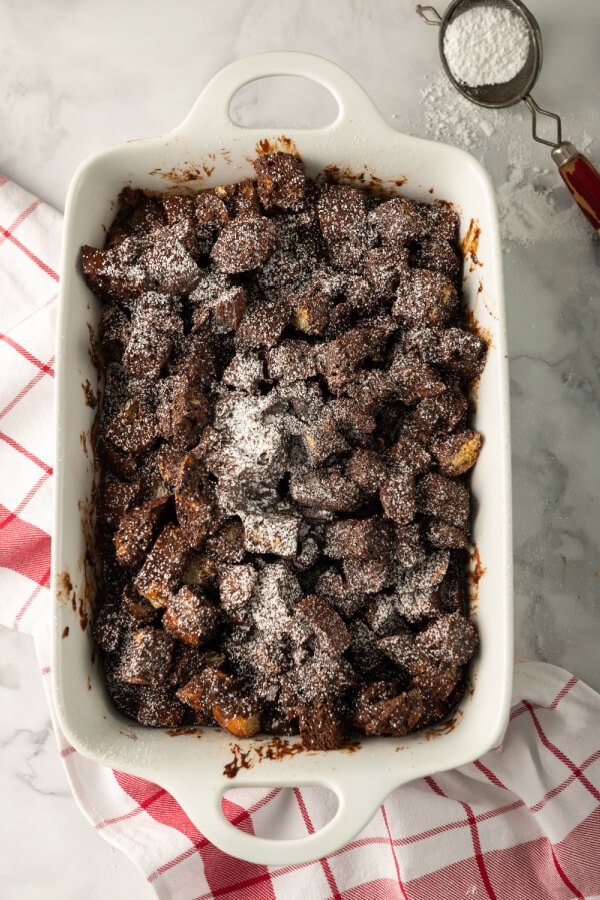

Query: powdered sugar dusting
left=443, top=6, right=531, bottom=87
left=417, top=75, right=598, bottom=253
left=209, top=392, right=289, bottom=517
left=89, top=155, right=484, bottom=746
left=419, top=75, right=510, bottom=151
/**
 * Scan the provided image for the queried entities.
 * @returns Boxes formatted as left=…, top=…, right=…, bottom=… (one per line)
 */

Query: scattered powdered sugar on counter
left=443, top=5, right=531, bottom=87
left=419, top=75, right=509, bottom=151
left=415, top=75, right=598, bottom=252
left=496, top=136, right=594, bottom=251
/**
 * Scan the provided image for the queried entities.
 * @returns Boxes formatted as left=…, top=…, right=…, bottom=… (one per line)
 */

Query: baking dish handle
left=176, top=51, right=387, bottom=137
left=165, top=767, right=395, bottom=866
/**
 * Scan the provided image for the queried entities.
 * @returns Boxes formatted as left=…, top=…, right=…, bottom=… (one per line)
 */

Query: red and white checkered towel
left=1, top=176, right=599, bottom=900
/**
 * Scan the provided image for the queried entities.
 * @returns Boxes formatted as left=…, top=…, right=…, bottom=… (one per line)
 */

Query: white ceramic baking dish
left=52, top=52, right=513, bottom=866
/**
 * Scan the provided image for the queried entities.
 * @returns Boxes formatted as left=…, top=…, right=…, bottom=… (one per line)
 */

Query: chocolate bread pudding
left=81, top=151, right=485, bottom=750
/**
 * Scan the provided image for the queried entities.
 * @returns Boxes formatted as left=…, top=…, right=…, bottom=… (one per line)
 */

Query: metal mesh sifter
left=417, top=0, right=600, bottom=233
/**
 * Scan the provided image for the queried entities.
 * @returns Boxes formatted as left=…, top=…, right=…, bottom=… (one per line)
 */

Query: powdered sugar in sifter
left=417, top=0, right=600, bottom=233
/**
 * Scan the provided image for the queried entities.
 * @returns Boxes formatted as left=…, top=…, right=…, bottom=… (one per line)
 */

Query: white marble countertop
left=1, top=0, right=599, bottom=895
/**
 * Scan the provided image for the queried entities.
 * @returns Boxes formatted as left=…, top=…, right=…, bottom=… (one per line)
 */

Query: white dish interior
left=52, top=52, right=513, bottom=866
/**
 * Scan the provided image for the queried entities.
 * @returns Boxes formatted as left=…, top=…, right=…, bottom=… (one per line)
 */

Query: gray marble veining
left=0, top=630, right=150, bottom=897
left=0, top=0, right=598, bottom=895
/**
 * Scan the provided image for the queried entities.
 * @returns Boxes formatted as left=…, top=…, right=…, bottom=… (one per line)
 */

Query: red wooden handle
left=558, top=152, right=600, bottom=233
